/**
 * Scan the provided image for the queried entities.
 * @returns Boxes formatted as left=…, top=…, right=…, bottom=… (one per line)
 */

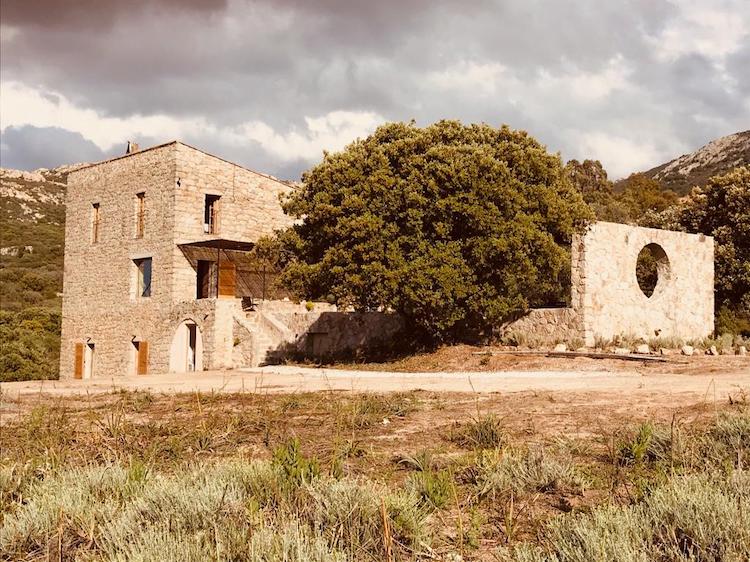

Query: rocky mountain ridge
left=0, top=164, right=86, bottom=224
left=640, top=130, right=750, bottom=195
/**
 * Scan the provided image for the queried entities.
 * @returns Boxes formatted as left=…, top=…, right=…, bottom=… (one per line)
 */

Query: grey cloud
left=1, top=0, right=748, bottom=178
left=0, top=126, right=109, bottom=169
left=1, top=0, right=227, bottom=29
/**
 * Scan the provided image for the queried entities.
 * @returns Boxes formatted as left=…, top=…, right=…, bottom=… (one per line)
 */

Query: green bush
left=0, top=308, right=60, bottom=381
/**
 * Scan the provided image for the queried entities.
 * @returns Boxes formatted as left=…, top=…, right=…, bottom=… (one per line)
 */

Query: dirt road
left=3, top=363, right=748, bottom=399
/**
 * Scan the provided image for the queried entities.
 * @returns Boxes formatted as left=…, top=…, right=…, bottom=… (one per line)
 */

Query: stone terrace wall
left=501, top=308, right=581, bottom=346
left=245, top=301, right=405, bottom=364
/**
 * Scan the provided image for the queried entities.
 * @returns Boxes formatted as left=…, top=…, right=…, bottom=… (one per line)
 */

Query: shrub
left=497, top=473, right=750, bottom=562
left=473, top=448, right=586, bottom=498
left=0, top=460, right=430, bottom=562
left=450, top=413, right=505, bottom=449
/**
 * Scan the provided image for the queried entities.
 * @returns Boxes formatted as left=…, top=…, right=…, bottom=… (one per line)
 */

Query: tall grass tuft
left=450, top=414, right=505, bottom=449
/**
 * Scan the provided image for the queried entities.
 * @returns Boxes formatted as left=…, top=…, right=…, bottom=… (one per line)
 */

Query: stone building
left=60, top=141, right=402, bottom=379
left=503, top=221, right=715, bottom=347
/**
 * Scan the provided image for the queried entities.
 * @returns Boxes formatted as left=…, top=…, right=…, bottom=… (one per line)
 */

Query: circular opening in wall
left=636, top=243, right=670, bottom=298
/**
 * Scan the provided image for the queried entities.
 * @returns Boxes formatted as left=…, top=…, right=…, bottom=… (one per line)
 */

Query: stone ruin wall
left=502, top=221, right=714, bottom=348
left=575, top=222, right=713, bottom=346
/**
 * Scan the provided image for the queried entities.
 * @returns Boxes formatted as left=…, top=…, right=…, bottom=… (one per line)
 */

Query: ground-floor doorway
left=84, top=343, right=95, bottom=379
left=132, top=340, right=149, bottom=375
left=169, top=321, right=203, bottom=373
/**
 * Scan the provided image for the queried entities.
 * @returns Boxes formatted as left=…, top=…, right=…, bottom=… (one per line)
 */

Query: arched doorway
left=169, top=321, right=203, bottom=373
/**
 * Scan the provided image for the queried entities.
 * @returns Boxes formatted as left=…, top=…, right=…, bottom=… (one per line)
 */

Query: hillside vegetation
left=0, top=167, right=79, bottom=381
left=629, top=130, right=750, bottom=196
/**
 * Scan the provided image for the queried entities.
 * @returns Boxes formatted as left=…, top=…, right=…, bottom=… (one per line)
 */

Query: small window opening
left=204, top=194, right=221, bottom=234
left=91, top=203, right=100, bottom=243
left=134, top=257, right=152, bottom=298
left=135, top=192, right=145, bottom=238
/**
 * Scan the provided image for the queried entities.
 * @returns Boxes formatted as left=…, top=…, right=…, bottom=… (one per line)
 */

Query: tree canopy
left=564, top=161, right=678, bottom=224
left=278, top=120, right=593, bottom=341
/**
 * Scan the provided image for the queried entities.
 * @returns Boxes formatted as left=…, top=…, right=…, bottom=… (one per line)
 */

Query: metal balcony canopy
left=178, top=239, right=256, bottom=252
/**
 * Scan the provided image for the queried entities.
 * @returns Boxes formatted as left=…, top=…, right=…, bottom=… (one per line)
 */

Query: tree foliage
left=278, top=120, right=593, bottom=341
left=564, top=161, right=678, bottom=224
left=641, top=166, right=750, bottom=332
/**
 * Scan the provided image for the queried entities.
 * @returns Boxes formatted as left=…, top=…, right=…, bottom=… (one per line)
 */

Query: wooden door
left=218, top=260, right=236, bottom=298
left=137, top=341, right=149, bottom=375
left=74, top=343, right=84, bottom=379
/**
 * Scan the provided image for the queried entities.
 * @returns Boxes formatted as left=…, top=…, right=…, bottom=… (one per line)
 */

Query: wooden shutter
left=74, top=343, right=84, bottom=379
left=218, top=260, right=236, bottom=298
left=137, top=341, right=149, bottom=375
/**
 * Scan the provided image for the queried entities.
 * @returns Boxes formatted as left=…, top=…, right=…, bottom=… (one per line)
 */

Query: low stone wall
left=245, top=301, right=404, bottom=364
left=500, top=308, right=581, bottom=346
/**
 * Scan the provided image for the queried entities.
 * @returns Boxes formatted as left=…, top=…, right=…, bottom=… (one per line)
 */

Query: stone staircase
left=240, top=308, right=296, bottom=366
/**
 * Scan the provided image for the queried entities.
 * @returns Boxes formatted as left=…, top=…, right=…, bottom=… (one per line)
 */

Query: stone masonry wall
left=241, top=301, right=405, bottom=365
left=574, top=221, right=714, bottom=346
left=171, top=143, right=294, bottom=303
left=60, top=142, right=296, bottom=378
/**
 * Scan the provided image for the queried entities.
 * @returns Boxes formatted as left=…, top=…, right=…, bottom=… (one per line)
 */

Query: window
left=134, top=257, right=152, bottom=297
left=204, top=194, right=221, bottom=234
left=135, top=192, right=145, bottom=238
left=91, top=203, right=100, bottom=243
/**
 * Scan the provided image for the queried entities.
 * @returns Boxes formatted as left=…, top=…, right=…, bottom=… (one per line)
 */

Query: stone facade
left=60, top=141, right=406, bottom=379
left=504, top=221, right=714, bottom=347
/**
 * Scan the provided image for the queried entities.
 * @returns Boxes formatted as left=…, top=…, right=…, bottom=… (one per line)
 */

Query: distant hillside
left=0, top=165, right=82, bottom=298
left=0, top=164, right=82, bottom=381
left=639, top=130, right=750, bottom=195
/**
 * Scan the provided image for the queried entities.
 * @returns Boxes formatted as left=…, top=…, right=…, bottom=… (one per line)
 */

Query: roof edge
left=68, top=140, right=291, bottom=186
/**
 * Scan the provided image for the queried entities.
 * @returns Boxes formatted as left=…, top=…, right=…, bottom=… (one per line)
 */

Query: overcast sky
left=1, top=0, right=748, bottom=179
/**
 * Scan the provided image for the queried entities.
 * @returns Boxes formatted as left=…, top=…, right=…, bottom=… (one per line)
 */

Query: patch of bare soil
left=326, top=344, right=750, bottom=376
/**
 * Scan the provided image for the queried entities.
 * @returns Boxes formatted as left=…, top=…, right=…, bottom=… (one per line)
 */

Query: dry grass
left=1, top=387, right=749, bottom=560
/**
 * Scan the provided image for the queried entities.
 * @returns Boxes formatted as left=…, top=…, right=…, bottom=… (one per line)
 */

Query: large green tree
left=278, top=120, right=593, bottom=341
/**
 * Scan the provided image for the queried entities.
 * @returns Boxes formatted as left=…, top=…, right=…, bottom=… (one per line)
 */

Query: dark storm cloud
left=1, top=0, right=748, bottom=178
left=0, top=126, right=108, bottom=169
left=1, top=0, right=227, bottom=29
